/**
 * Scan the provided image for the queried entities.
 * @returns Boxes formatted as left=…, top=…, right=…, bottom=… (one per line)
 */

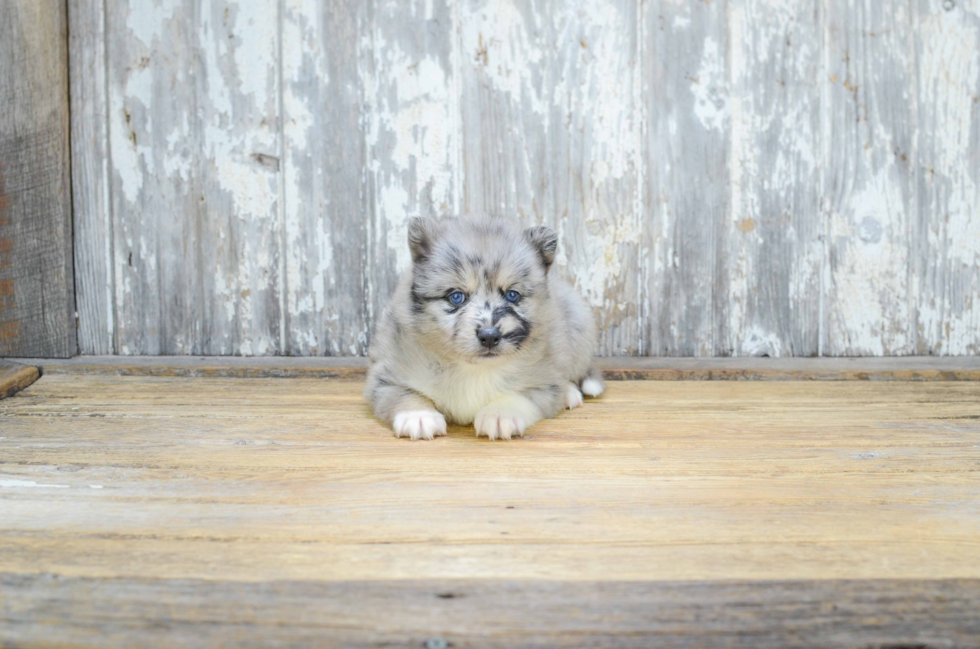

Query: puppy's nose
left=477, top=327, right=502, bottom=349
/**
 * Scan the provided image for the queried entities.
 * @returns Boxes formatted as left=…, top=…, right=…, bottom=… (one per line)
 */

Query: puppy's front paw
left=564, top=383, right=584, bottom=409
left=474, top=406, right=526, bottom=441
left=393, top=410, right=447, bottom=441
left=581, top=376, right=605, bottom=397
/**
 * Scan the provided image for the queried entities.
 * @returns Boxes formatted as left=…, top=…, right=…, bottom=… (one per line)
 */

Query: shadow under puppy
left=365, top=216, right=604, bottom=440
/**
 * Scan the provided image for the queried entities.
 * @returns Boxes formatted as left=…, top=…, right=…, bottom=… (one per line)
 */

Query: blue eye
left=505, top=290, right=521, bottom=303
left=448, top=291, right=466, bottom=305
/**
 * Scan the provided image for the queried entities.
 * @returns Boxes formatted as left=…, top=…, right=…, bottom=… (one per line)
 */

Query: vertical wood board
left=459, top=0, right=643, bottom=356
left=644, top=0, right=730, bottom=356
left=0, top=0, right=76, bottom=358
left=913, top=0, right=980, bottom=355
left=823, top=0, right=917, bottom=356
left=105, top=0, right=282, bottom=354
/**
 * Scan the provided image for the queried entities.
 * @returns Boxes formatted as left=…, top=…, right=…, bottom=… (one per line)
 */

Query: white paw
left=393, top=410, right=447, bottom=441
left=564, top=383, right=583, bottom=409
left=474, top=406, right=526, bottom=441
left=581, top=377, right=605, bottom=397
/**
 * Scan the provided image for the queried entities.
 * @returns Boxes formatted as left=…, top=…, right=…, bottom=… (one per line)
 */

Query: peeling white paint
left=0, top=479, right=70, bottom=489
left=79, top=0, right=980, bottom=358
left=692, top=37, right=728, bottom=132
left=368, top=14, right=457, bottom=275
left=916, top=4, right=980, bottom=354
left=126, top=0, right=181, bottom=47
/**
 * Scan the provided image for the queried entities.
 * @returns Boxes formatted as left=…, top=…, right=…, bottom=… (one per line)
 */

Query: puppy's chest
left=423, top=365, right=516, bottom=424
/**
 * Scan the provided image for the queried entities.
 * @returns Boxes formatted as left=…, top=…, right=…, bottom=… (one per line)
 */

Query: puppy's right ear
left=407, top=217, right=439, bottom=264
left=524, top=225, right=558, bottom=270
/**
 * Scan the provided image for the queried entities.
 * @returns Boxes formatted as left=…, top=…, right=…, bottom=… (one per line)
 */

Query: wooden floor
left=2, top=373, right=980, bottom=646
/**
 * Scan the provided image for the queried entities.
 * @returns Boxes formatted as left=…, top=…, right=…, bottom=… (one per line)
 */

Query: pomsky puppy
left=365, top=216, right=604, bottom=440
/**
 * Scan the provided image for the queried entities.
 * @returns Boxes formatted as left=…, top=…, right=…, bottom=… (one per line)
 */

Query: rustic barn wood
left=0, top=360, right=38, bottom=398
left=3, top=575, right=979, bottom=648
left=68, top=0, right=113, bottom=355
left=1, top=375, right=979, bottom=644
left=645, top=0, right=729, bottom=357
left=823, top=0, right=916, bottom=356
left=8, top=354, right=980, bottom=381
left=0, top=1, right=75, bottom=358
left=67, top=0, right=980, bottom=357
left=914, top=0, right=980, bottom=355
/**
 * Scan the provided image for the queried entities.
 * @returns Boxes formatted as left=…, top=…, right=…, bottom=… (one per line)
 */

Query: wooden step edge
left=4, top=356, right=980, bottom=381
left=0, top=361, right=41, bottom=398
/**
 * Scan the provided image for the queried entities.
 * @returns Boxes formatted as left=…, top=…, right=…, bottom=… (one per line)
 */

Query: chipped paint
left=917, top=3, right=980, bottom=355
left=692, top=37, right=728, bottom=132
left=74, top=0, right=980, bottom=358
left=0, top=479, right=69, bottom=489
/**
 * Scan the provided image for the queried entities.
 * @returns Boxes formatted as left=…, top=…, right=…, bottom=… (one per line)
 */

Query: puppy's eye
left=505, top=290, right=521, bottom=303
left=448, top=291, right=466, bottom=305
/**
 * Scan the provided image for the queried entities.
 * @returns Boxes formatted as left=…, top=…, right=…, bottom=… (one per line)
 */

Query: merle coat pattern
left=365, top=216, right=604, bottom=440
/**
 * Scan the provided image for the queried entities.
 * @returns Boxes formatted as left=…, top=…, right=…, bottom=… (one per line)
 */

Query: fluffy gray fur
left=364, top=216, right=605, bottom=440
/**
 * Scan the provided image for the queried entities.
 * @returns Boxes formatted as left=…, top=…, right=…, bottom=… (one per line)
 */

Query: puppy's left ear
left=524, top=225, right=558, bottom=270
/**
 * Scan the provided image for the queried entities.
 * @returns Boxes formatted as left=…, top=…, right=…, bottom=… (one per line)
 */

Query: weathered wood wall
left=0, top=1, right=75, bottom=358
left=69, top=0, right=980, bottom=357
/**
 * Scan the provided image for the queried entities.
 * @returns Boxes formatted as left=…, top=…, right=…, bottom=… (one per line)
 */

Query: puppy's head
left=407, top=216, right=557, bottom=361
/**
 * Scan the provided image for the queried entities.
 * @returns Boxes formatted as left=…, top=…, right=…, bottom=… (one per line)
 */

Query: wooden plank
left=823, top=0, right=917, bottom=356
left=644, top=0, right=730, bottom=357
left=0, top=360, right=38, bottom=399
left=0, top=1, right=75, bottom=358
left=2, top=376, right=979, bottom=583
left=281, top=0, right=368, bottom=356
left=2, top=374, right=980, bottom=642
left=69, top=0, right=114, bottom=355
left=727, top=0, right=823, bottom=356
left=459, top=0, right=643, bottom=356
left=106, top=0, right=282, bottom=354
left=7, top=355, right=980, bottom=380
left=363, top=0, right=461, bottom=353
left=2, top=575, right=978, bottom=648
left=913, top=0, right=980, bottom=355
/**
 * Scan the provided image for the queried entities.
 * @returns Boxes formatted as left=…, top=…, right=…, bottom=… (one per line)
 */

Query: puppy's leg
left=564, top=382, right=584, bottom=409
left=580, top=366, right=606, bottom=398
left=371, top=383, right=447, bottom=441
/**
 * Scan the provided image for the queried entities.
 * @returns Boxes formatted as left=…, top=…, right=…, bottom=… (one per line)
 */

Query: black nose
left=477, top=327, right=502, bottom=349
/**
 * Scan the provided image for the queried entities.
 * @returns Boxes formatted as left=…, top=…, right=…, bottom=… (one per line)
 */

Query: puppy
left=364, top=216, right=604, bottom=440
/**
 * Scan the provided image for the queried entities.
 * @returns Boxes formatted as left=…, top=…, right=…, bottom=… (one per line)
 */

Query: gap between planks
left=4, top=355, right=980, bottom=381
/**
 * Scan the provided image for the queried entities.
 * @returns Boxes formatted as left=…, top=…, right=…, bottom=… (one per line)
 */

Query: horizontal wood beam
left=5, top=355, right=980, bottom=381
left=3, top=575, right=978, bottom=647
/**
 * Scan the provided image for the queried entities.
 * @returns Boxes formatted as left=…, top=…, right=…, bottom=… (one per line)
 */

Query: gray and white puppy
left=365, top=216, right=604, bottom=440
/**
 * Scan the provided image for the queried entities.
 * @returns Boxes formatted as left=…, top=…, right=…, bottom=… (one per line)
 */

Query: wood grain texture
left=282, top=0, right=368, bottom=356
left=0, top=360, right=39, bottom=399
left=824, top=0, right=916, bottom=356
left=644, top=0, right=730, bottom=356
left=105, top=0, right=282, bottom=355
left=69, top=0, right=114, bottom=355
left=0, top=1, right=76, bottom=358
left=2, top=376, right=980, bottom=582
left=1, top=375, right=980, bottom=644
left=364, top=0, right=461, bottom=354
left=914, top=0, right=980, bottom=355
left=68, top=0, right=980, bottom=357
left=3, top=575, right=979, bottom=647
left=459, top=0, right=643, bottom=356
left=727, top=0, right=823, bottom=357
left=10, top=355, right=980, bottom=381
